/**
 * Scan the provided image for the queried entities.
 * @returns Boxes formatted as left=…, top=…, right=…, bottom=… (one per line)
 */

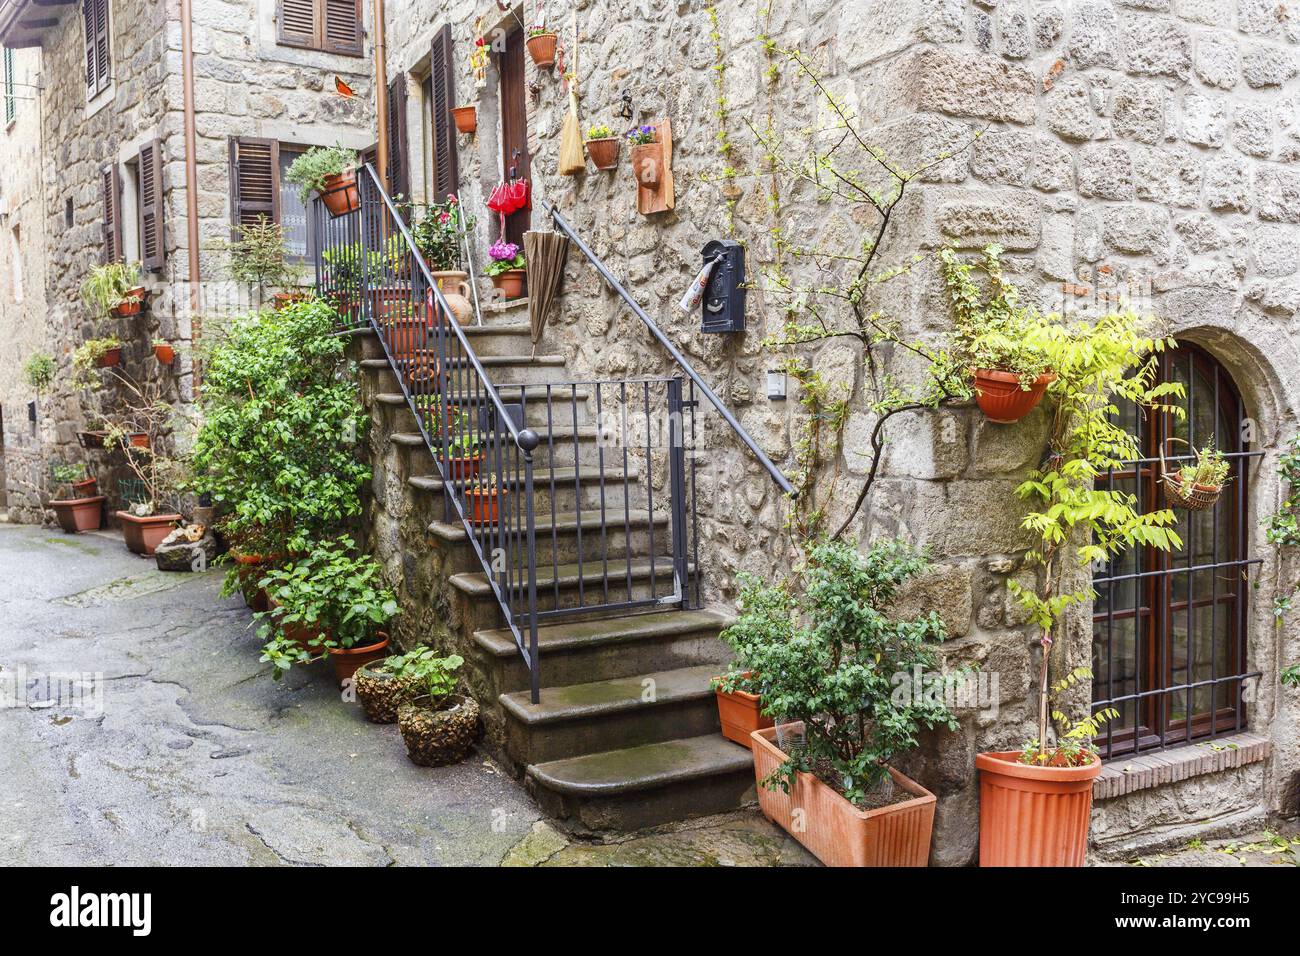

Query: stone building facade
left=0, top=0, right=375, bottom=517
left=371, top=0, right=1300, bottom=863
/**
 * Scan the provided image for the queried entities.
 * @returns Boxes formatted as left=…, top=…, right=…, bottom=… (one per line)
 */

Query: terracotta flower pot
left=451, top=105, right=477, bottom=134
left=971, top=369, right=1056, bottom=424
left=430, top=271, right=474, bottom=326
left=153, top=344, right=175, bottom=365
left=127, top=433, right=150, bottom=449
left=464, top=486, right=505, bottom=525
left=526, top=32, right=558, bottom=68
left=50, top=496, right=105, bottom=533
left=233, top=550, right=281, bottom=612
left=976, top=750, right=1102, bottom=867
left=630, top=141, right=662, bottom=188
left=318, top=169, right=360, bottom=217
left=585, top=137, right=620, bottom=170
left=328, top=632, right=390, bottom=688
left=266, top=595, right=325, bottom=654
left=272, top=291, right=308, bottom=311
left=490, top=269, right=526, bottom=300
left=751, top=724, right=937, bottom=867
left=96, top=347, right=122, bottom=368
left=355, top=662, right=424, bottom=724
left=385, top=316, right=439, bottom=363
left=72, top=477, right=99, bottom=498
left=715, top=681, right=773, bottom=748
left=111, top=298, right=141, bottom=318
left=115, top=511, right=182, bottom=556
left=440, top=453, right=484, bottom=482
left=79, top=431, right=107, bottom=449
left=398, top=695, right=480, bottom=767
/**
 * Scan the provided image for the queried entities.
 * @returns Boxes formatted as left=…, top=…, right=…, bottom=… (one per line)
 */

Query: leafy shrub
left=189, top=298, right=369, bottom=569
left=23, top=352, right=56, bottom=393
left=385, top=647, right=464, bottom=703
left=718, top=538, right=958, bottom=807
left=284, top=144, right=358, bottom=204
left=406, top=195, right=473, bottom=273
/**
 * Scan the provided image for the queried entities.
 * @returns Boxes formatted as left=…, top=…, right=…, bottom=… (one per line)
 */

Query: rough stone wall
left=0, top=45, right=55, bottom=520
left=3, top=0, right=374, bottom=522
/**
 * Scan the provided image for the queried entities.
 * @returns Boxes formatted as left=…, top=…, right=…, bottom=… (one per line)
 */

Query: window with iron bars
left=1091, top=344, right=1262, bottom=757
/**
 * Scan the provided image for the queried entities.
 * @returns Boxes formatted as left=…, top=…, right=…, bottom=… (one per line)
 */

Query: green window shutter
left=3, top=48, right=14, bottom=125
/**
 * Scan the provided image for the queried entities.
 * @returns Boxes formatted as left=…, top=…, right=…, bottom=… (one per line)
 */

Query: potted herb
left=81, top=261, right=144, bottom=318
left=974, top=276, right=1185, bottom=867
left=23, top=352, right=56, bottom=394
left=585, top=123, right=620, bottom=170
left=47, top=462, right=105, bottom=534
left=1163, top=440, right=1231, bottom=510
left=451, top=104, right=477, bottom=134
left=525, top=25, right=558, bottom=68
left=940, top=246, right=1055, bottom=423
left=256, top=536, right=398, bottom=686
left=724, top=538, right=957, bottom=867
left=463, top=474, right=504, bottom=525
left=153, top=340, right=175, bottom=365
left=285, top=144, right=360, bottom=217
left=627, top=125, right=662, bottom=188
left=485, top=239, right=526, bottom=300
left=437, top=409, right=484, bottom=481
left=396, top=653, right=479, bottom=767
left=356, top=645, right=441, bottom=724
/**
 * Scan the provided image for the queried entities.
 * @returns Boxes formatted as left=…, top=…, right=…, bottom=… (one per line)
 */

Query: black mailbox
left=700, top=239, right=746, bottom=334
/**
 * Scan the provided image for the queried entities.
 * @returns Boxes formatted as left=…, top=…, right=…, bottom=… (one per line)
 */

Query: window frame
left=228, top=137, right=318, bottom=265
left=276, top=0, right=363, bottom=57
left=82, top=0, right=111, bottom=100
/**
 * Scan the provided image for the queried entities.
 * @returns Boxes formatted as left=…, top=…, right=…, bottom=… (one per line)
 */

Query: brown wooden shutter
left=429, top=24, right=458, bottom=201
left=322, top=0, right=362, bottom=56
left=82, top=0, right=97, bottom=94
left=387, top=74, right=409, bottom=198
left=229, top=137, right=280, bottom=236
left=101, top=163, right=122, bottom=264
left=277, top=0, right=317, bottom=48
left=94, top=0, right=110, bottom=94
left=138, top=140, right=165, bottom=272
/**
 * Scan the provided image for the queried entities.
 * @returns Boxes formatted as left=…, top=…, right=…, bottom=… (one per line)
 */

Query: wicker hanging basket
left=1159, top=437, right=1224, bottom=511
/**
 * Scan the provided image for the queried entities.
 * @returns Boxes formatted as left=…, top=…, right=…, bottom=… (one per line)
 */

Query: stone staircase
left=349, top=298, right=756, bottom=834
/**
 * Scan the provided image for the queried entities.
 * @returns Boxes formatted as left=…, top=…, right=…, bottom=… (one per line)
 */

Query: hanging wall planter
left=96, top=346, right=123, bottom=369
left=971, top=369, right=1055, bottom=424
left=586, top=137, right=620, bottom=171
left=153, top=342, right=175, bottom=365
left=451, top=105, right=477, bottom=135
left=110, top=288, right=146, bottom=318
left=976, top=750, right=1102, bottom=867
left=525, top=29, right=558, bottom=68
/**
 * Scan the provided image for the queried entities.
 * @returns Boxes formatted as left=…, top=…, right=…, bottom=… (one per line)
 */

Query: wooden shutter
left=82, top=0, right=110, bottom=97
left=138, top=140, right=165, bottom=272
left=429, top=25, right=459, bottom=201
left=4, top=48, right=15, bottom=126
left=322, top=0, right=362, bottom=56
left=101, top=163, right=122, bottom=264
left=387, top=74, right=409, bottom=198
left=228, top=137, right=280, bottom=236
left=82, top=0, right=97, bottom=94
left=277, top=0, right=317, bottom=48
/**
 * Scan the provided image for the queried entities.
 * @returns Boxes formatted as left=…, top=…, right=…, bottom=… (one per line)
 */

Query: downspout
left=180, top=0, right=201, bottom=332
left=373, top=0, right=389, bottom=191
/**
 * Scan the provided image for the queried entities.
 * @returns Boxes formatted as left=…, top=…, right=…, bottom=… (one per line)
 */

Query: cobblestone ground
left=1105, top=826, right=1300, bottom=868
left=0, top=522, right=814, bottom=867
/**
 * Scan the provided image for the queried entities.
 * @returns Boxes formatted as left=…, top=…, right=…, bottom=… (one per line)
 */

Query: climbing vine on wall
left=1265, top=436, right=1300, bottom=685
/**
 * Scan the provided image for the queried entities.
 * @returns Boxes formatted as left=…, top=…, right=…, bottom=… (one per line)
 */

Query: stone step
left=460, top=321, right=538, bottom=356
left=373, top=391, right=592, bottom=429
left=525, top=734, right=757, bottom=834
left=472, top=610, right=731, bottom=698
left=426, top=509, right=669, bottom=568
left=501, top=664, right=723, bottom=765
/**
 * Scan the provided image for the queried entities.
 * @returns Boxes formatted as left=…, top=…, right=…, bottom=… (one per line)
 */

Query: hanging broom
left=558, top=12, right=585, bottom=176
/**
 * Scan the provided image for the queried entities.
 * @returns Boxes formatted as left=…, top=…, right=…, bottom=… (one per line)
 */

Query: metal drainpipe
left=373, top=0, right=389, bottom=192
left=180, top=0, right=201, bottom=377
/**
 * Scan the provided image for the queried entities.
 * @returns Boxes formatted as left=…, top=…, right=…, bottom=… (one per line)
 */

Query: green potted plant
left=408, top=195, right=474, bottom=325
left=965, top=261, right=1186, bottom=867
left=23, top=352, right=56, bottom=394
left=256, top=536, right=399, bottom=686
left=285, top=144, right=360, bottom=217
left=463, top=473, right=504, bottom=525
left=711, top=584, right=780, bottom=748
left=220, top=214, right=302, bottom=305
left=585, top=123, right=620, bottom=170
left=525, top=25, right=558, bottom=68
left=72, top=337, right=123, bottom=385
left=46, top=462, right=105, bottom=533
left=940, top=246, right=1055, bottom=424
left=437, top=409, right=484, bottom=481
left=1163, top=440, right=1231, bottom=510
left=396, top=653, right=479, bottom=767
left=627, top=125, right=662, bottom=188
left=724, top=538, right=958, bottom=867
left=81, top=261, right=144, bottom=318
left=484, top=239, right=526, bottom=300
left=356, top=645, right=442, bottom=724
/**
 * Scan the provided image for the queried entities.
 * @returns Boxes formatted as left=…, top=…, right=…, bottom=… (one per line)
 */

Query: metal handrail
left=543, top=202, right=797, bottom=498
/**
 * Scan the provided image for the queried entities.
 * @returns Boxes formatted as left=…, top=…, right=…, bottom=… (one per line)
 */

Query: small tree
left=23, top=352, right=56, bottom=394
left=220, top=215, right=300, bottom=295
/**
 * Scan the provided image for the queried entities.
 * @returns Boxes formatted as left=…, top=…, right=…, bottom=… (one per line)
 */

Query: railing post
left=358, top=174, right=372, bottom=327
left=519, top=429, right=542, bottom=703
left=667, top=377, right=689, bottom=608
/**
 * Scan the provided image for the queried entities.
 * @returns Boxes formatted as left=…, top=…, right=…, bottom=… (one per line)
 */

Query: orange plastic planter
left=714, top=682, right=773, bottom=748
left=116, top=511, right=181, bottom=556
left=976, top=750, right=1102, bottom=867
left=751, top=724, right=936, bottom=867
left=50, top=496, right=105, bottom=533
left=972, top=369, right=1055, bottom=423
left=465, top=487, right=505, bottom=525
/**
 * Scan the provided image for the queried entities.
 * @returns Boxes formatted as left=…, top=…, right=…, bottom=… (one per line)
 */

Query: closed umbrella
left=524, top=230, right=570, bottom=354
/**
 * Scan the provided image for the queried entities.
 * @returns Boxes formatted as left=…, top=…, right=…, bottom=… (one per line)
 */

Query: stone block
left=154, top=529, right=218, bottom=573
left=999, top=4, right=1032, bottom=58
left=1204, top=155, right=1253, bottom=213
left=1044, top=78, right=1098, bottom=141
left=1194, top=30, right=1240, bottom=89
left=899, top=47, right=1037, bottom=124
left=1104, top=204, right=1170, bottom=254
left=1250, top=224, right=1300, bottom=277
left=1121, top=15, right=1192, bottom=79
left=1237, top=0, right=1284, bottom=36
left=898, top=479, right=1033, bottom=557
left=1242, top=43, right=1298, bottom=88
left=1111, top=81, right=1166, bottom=143
left=937, top=190, right=1042, bottom=250
left=971, top=128, right=1036, bottom=186
left=1034, top=5, right=1065, bottom=49
left=1133, top=144, right=1202, bottom=207
left=1233, top=103, right=1274, bottom=158
left=1077, top=142, right=1135, bottom=199
left=1067, top=1, right=1121, bottom=68
left=1256, top=166, right=1300, bottom=222
left=1182, top=92, right=1228, bottom=147
left=887, top=563, right=974, bottom=638
left=877, top=408, right=972, bottom=481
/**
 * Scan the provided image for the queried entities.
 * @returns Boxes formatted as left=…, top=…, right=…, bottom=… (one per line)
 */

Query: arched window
left=1092, top=345, right=1260, bottom=757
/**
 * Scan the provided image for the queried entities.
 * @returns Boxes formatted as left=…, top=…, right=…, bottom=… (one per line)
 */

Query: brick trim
left=1093, top=733, right=1272, bottom=800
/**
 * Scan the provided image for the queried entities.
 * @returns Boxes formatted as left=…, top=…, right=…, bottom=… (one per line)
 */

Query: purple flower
left=488, top=239, right=520, bottom=261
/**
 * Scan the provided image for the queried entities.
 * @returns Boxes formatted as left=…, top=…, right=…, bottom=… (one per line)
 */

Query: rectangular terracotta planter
left=751, top=724, right=936, bottom=867
left=49, top=496, right=105, bottom=533
left=115, top=511, right=181, bottom=556
left=715, top=684, right=773, bottom=748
